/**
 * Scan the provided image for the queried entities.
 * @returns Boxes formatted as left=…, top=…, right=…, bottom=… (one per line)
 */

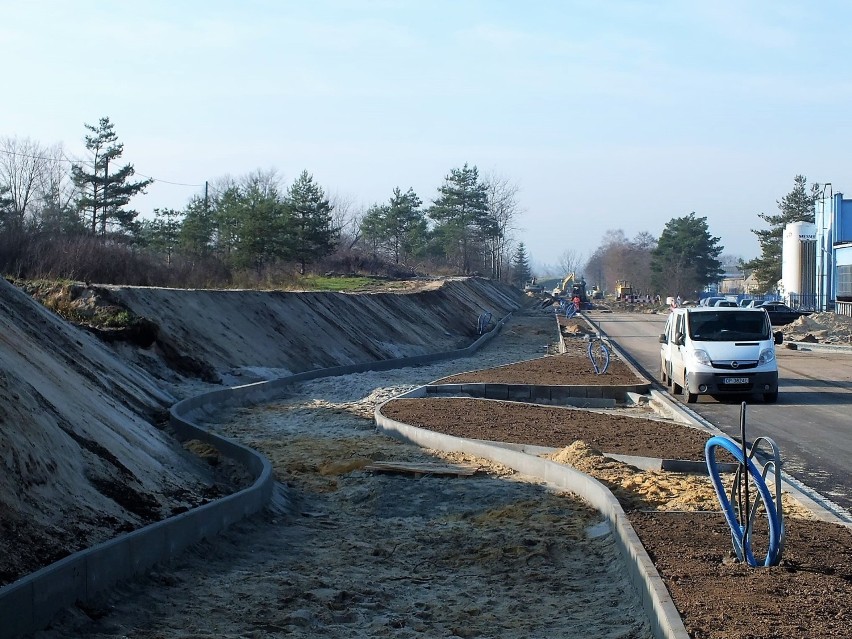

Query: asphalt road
left=586, top=310, right=852, bottom=517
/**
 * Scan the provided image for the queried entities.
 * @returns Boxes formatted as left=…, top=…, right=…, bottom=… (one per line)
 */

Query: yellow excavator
left=552, top=273, right=589, bottom=306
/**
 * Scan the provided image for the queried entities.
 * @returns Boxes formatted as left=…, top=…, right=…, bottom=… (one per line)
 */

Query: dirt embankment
left=1, top=277, right=523, bottom=586
left=30, top=277, right=523, bottom=386
left=0, top=279, right=223, bottom=585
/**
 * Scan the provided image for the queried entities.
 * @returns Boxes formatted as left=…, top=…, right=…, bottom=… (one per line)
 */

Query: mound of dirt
left=783, top=311, right=852, bottom=344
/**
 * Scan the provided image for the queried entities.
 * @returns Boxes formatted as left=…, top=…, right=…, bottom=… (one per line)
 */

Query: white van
left=659, top=306, right=783, bottom=403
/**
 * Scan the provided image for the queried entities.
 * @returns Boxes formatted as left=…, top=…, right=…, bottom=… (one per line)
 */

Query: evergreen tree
left=139, top=208, right=182, bottom=266
left=511, top=242, right=532, bottom=286
left=428, top=164, right=490, bottom=274
left=212, top=186, right=242, bottom=261
left=0, top=185, right=14, bottom=232
left=359, top=204, right=387, bottom=262
left=71, top=117, right=153, bottom=237
left=232, top=174, right=291, bottom=273
left=178, top=195, right=216, bottom=259
left=744, top=175, right=819, bottom=291
left=385, top=187, right=425, bottom=264
left=38, top=181, right=85, bottom=236
left=651, top=213, right=723, bottom=296
left=286, top=170, right=337, bottom=275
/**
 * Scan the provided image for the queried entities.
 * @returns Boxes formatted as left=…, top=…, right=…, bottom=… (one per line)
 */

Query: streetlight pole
left=816, top=183, right=833, bottom=312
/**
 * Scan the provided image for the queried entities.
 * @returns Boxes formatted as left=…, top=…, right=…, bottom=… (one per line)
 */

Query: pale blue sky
left=4, top=0, right=851, bottom=269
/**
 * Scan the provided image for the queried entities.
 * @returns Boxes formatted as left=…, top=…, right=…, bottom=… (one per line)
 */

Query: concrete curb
left=423, top=381, right=653, bottom=407
left=0, top=312, right=514, bottom=639
left=375, top=391, right=691, bottom=639
left=785, top=340, right=852, bottom=353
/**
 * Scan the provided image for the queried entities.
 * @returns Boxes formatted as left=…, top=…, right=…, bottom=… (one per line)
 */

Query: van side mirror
left=675, top=332, right=685, bottom=346
left=774, top=331, right=783, bottom=345
left=658, top=333, right=667, bottom=344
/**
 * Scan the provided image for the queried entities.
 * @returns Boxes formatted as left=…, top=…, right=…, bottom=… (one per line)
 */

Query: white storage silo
left=781, top=221, right=817, bottom=305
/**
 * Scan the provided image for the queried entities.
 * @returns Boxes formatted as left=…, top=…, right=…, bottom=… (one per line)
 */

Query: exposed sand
left=40, top=310, right=654, bottom=638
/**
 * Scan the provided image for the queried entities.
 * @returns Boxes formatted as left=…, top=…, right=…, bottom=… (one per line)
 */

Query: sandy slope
left=0, top=279, right=220, bottom=584
left=40, top=309, right=654, bottom=638
left=1, top=277, right=523, bottom=586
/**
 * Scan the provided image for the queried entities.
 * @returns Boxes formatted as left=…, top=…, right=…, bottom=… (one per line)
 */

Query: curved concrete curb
left=375, top=391, right=690, bottom=639
left=0, top=313, right=514, bottom=639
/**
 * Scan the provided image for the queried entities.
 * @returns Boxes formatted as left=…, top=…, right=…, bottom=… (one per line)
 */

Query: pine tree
left=178, top=195, right=216, bottom=259
left=0, top=185, right=14, bottom=232
left=286, top=171, right=337, bottom=275
left=140, top=208, right=181, bottom=266
left=385, top=187, right=425, bottom=264
left=744, top=175, right=819, bottom=291
left=651, top=213, right=723, bottom=296
left=71, top=117, right=153, bottom=237
left=359, top=204, right=387, bottom=262
left=428, top=164, right=490, bottom=274
left=511, top=242, right=532, bottom=286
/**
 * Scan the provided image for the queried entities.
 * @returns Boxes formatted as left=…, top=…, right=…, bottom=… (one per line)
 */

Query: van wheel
left=682, top=376, right=698, bottom=403
left=672, top=379, right=682, bottom=394
left=763, top=391, right=778, bottom=403
left=660, top=364, right=667, bottom=384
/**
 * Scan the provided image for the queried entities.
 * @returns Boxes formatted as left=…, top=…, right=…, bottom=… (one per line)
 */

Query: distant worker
left=572, top=294, right=581, bottom=311
left=675, top=293, right=682, bottom=307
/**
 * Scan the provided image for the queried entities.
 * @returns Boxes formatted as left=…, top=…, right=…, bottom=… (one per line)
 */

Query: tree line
left=0, top=118, right=522, bottom=287
left=529, top=175, right=815, bottom=300
left=1, top=117, right=814, bottom=295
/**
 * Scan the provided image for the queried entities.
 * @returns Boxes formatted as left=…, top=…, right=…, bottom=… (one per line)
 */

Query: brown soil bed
left=381, top=395, right=852, bottom=638
left=381, top=397, right=711, bottom=460
left=632, top=512, right=852, bottom=639
left=434, top=348, right=645, bottom=386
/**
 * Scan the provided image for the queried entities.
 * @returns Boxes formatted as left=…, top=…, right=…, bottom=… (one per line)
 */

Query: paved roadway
left=586, top=310, right=852, bottom=517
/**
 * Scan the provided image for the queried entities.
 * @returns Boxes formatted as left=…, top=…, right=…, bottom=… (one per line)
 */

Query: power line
left=0, top=146, right=205, bottom=189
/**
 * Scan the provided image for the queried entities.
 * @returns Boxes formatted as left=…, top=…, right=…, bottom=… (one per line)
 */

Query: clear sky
left=3, top=0, right=850, bottom=270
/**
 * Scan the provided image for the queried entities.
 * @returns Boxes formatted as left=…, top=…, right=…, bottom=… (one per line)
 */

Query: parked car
left=738, top=298, right=753, bottom=307
left=713, top=300, right=738, bottom=307
left=752, top=301, right=811, bottom=326
left=700, top=296, right=725, bottom=307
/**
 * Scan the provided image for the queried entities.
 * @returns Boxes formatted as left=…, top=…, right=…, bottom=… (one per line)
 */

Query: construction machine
left=615, top=280, right=633, bottom=301
left=553, top=272, right=590, bottom=307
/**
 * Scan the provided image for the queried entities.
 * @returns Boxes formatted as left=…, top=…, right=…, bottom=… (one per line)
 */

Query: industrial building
left=782, top=189, right=852, bottom=316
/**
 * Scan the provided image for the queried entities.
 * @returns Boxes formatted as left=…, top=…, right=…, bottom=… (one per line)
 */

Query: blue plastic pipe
left=705, top=436, right=783, bottom=567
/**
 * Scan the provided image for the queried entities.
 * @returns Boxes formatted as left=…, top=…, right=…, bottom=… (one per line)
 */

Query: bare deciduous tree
left=583, top=229, right=657, bottom=295
left=0, top=136, right=50, bottom=230
left=328, top=191, right=363, bottom=251
left=557, top=249, right=585, bottom=276
left=482, top=172, right=521, bottom=281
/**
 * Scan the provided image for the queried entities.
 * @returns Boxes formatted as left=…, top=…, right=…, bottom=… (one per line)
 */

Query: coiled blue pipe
left=705, top=435, right=783, bottom=566
left=587, top=337, right=610, bottom=375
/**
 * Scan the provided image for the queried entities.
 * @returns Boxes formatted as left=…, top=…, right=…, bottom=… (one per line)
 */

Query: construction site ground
left=14, top=290, right=852, bottom=639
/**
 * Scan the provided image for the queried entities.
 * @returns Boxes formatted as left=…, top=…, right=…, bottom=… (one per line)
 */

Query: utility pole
left=101, top=157, right=109, bottom=236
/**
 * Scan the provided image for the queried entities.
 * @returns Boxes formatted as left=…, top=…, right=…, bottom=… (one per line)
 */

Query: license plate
left=723, top=377, right=749, bottom=384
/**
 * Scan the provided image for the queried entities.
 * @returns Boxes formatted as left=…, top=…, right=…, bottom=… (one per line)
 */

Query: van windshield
left=687, top=311, right=770, bottom=342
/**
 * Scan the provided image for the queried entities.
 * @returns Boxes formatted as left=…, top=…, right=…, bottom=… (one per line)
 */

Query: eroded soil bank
left=1, top=277, right=522, bottom=587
